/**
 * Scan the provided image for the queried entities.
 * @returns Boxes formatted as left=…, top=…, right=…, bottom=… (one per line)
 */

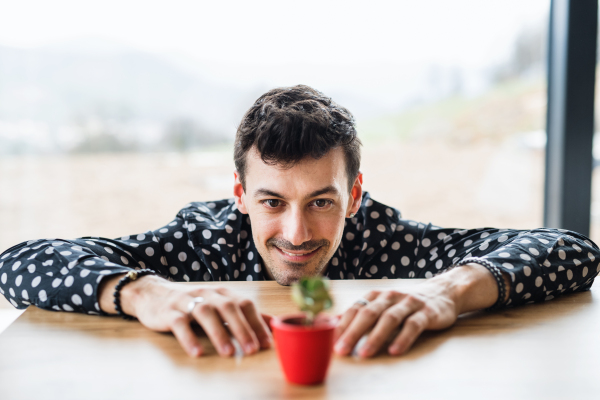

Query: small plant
left=291, top=276, right=333, bottom=325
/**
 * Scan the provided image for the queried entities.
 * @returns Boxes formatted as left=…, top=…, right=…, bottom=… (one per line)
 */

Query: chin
left=267, top=263, right=325, bottom=286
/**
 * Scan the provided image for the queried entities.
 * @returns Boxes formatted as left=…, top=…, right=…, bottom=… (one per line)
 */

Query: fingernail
left=334, top=341, right=350, bottom=354
left=244, top=342, right=257, bottom=354
left=388, top=344, right=401, bottom=355
left=192, top=346, right=202, bottom=357
left=221, top=343, right=233, bottom=356
left=359, top=343, right=374, bottom=357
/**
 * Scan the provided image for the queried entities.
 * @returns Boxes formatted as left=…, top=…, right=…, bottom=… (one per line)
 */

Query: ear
left=233, top=171, right=249, bottom=214
left=347, top=172, right=363, bottom=217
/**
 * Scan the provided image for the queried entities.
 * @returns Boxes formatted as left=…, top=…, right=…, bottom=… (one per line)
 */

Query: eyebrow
left=253, top=185, right=341, bottom=200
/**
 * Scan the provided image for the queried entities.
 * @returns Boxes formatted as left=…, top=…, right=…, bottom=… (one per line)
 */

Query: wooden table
left=1, top=279, right=599, bottom=400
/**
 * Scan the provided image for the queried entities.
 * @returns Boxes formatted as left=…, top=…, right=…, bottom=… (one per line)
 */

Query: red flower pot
left=270, top=313, right=338, bottom=385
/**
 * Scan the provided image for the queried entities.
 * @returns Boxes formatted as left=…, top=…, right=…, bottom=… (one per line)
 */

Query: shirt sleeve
left=0, top=212, right=209, bottom=314
left=340, top=193, right=600, bottom=309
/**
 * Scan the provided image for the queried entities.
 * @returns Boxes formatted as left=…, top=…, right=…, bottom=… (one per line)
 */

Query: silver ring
left=354, top=298, right=370, bottom=307
left=187, top=297, right=205, bottom=314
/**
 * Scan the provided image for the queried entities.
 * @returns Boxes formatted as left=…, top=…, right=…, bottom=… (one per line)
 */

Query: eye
left=263, top=199, right=281, bottom=208
left=312, top=199, right=333, bottom=208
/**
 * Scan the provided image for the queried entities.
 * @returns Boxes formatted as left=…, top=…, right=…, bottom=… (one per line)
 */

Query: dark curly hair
left=234, top=85, right=361, bottom=192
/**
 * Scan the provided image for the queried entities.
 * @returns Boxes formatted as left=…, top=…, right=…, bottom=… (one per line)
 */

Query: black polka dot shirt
left=1, top=192, right=598, bottom=314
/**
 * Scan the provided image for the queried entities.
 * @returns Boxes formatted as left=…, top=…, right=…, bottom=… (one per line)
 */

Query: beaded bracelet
left=452, top=258, right=507, bottom=311
left=113, top=269, right=156, bottom=320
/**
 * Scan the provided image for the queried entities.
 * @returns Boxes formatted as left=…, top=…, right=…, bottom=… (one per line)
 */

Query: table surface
left=1, top=279, right=599, bottom=400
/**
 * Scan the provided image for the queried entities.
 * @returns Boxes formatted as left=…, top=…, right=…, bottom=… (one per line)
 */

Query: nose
left=282, top=207, right=312, bottom=246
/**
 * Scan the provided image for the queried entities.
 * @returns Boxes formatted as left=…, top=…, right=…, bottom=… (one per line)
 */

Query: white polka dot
left=588, top=252, right=595, bottom=262
left=72, top=294, right=82, bottom=305
left=380, top=253, right=388, bottom=262
left=535, top=276, right=543, bottom=287
left=254, top=264, right=261, bottom=273
left=558, top=250, right=566, bottom=260
left=448, top=249, right=456, bottom=257
left=225, top=225, right=233, bottom=234
left=421, top=238, right=431, bottom=247
left=64, top=276, right=74, bottom=287
left=246, top=275, right=253, bottom=281
left=520, top=254, right=531, bottom=261
left=143, top=247, right=154, bottom=257
left=84, top=284, right=93, bottom=296
left=38, top=290, right=47, bottom=302
left=583, top=266, right=588, bottom=277
left=173, top=231, right=183, bottom=239
left=364, top=230, right=371, bottom=238
left=366, top=248, right=375, bottom=255
left=499, top=252, right=511, bottom=257
left=211, top=261, right=219, bottom=270
left=567, top=269, right=573, bottom=280
left=464, top=239, right=473, bottom=247
left=479, top=242, right=489, bottom=251
left=9, top=288, right=15, bottom=297
left=498, top=235, right=508, bottom=243
left=136, top=234, right=146, bottom=241
left=202, top=229, right=211, bottom=239
left=480, top=232, right=490, bottom=239
left=516, top=283, right=524, bottom=293
left=170, top=266, right=179, bottom=275
left=188, top=224, right=197, bottom=232
left=435, top=259, right=443, bottom=269
left=52, top=278, right=62, bottom=287
left=80, top=269, right=91, bottom=278
left=15, top=275, right=22, bottom=286
left=164, top=243, right=173, bottom=252
left=100, top=269, right=112, bottom=274
left=159, top=228, right=168, bottom=234
left=549, top=273, right=557, bottom=281
left=405, top=234, right=414, bottom=243
left=248, top=252, right=254, bottom=260
left=401, top=256, right=410, bottom=266
left=104, top=247, right=113, bottom=254
left=573, top=259, right=581, bottom=266
left=241, top=230, right=248, bottom=239
left=523, top=266, right=531, bottom=276
left=332, top=257, right=338, bottom=266
left=346, top=232, right=355, bottom=241
left=160, top=257, right=167, bottom=265
left=377, top=224, right=386, bottom=232
left=370, top=211, right=380, bottom=219
left=502, top=262, right=514, bottom=269
left=572, top=244, right=582, bottom=252
left=529, top=248, right=539, bottom=256
left=85, top=241, right=95, bottom=246
left=11, top=261, right=21, bottom=271
left=31, top=276, right=41, bottom=288
left=417, top=259, right=426, bottom=268
left=390, top=242, right=400, bottom=251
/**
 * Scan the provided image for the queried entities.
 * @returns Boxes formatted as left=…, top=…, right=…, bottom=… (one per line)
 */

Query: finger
left=239, top=299, right=272, bottom=349
left=360, top=298, right=424, bottom=358
left=215, top=297, right=260, bottom=355
left=388, top=311, right=429, bottom=356
left=334, top=290, right=381, bottom=341
left=170, top=314, right=203, bottom=358
left=261, top=313, right=273, bottom=330
left=191, top=302, right=235, bottom=357
left=334, top=298, right=390, bottom=356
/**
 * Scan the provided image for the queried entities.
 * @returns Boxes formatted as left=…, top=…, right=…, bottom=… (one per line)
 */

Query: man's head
left=233, top=85, right=363, bottom=285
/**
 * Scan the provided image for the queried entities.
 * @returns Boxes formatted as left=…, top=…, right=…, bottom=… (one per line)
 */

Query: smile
left=275, top=246, right=321, bottom=262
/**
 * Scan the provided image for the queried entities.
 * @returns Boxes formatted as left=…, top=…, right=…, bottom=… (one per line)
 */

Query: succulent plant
left=291, top=276, right=333, bottom=325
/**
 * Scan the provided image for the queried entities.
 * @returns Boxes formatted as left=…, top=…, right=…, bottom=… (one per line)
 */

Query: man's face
left=234, top=147, right=362, bottom=285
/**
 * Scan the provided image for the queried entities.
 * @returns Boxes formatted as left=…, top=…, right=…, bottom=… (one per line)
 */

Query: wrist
left=435, top=263, right=499, bottom=314
left=119, top=274, right=166, bottom=317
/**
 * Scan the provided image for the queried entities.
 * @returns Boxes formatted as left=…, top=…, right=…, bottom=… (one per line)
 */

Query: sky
left=0, top=0, right=549, bottom=91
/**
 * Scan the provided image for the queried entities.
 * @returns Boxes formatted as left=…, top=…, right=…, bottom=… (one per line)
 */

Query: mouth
left=274, top=246, right=321, bottom=263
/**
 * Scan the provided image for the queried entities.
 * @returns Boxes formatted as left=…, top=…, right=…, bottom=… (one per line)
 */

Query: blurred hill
left=0, top=39, right=255, bottom=153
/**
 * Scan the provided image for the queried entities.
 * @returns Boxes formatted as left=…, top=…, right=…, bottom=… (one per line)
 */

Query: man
left=1, top=85, right=598, bottom=359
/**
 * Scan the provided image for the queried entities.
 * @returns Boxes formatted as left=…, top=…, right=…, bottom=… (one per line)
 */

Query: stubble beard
left=262, top=238, right=332, bottom=286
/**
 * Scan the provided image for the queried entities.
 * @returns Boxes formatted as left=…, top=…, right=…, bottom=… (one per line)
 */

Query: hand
left=333, top=264, right=504, bottom=357
left=100, top=275, right=272, bottom=358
